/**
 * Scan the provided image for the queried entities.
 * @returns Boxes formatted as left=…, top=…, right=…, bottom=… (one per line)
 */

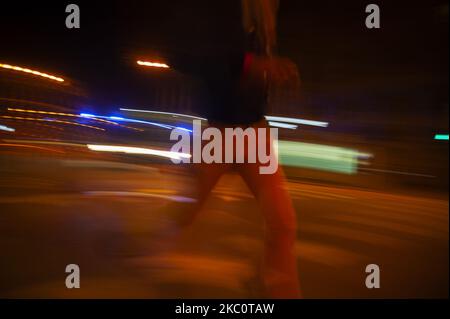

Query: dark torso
left=117, top=0, right=267, bottom=124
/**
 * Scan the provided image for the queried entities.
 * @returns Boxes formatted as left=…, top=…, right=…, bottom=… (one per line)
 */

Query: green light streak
left=277, top=140, right=361, bottom=174
left=434, top=134, right=449, bottom=141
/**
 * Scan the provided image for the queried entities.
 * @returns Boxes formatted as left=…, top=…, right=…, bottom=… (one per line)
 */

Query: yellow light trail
left=0, top=63, right=65, bottom=82
left=2, top=139, right=86, bottom=148
left=136, top=60, right=170, bottom=68
left=0, top=115, right=105, bottom=131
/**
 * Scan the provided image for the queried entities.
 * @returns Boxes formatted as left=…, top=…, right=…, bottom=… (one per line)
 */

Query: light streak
left=277, top=140, right=363, bottom=174
left=0, top=62, right=64, bottom=82
left=268, top=121, right=298, bottom=129
left=9, top=108, right=117, bottom=125
left=434, top=134, right=449, bottom=141
left=84, top=191, right=196, bottom=203
left=136, top=60, right=170, bottom=68
left=119, top=108, right=207, bottom=121
left=6, top=108, right=141, bottom=131
left=0, top=124, right=15, bottom=132
left=81, top=113, right=178, bottom=130
left=265, top=116, right=329, bottom=128
left=0, top=115, right=105, bottom=131
left=87, top=144, right=191, bottom=160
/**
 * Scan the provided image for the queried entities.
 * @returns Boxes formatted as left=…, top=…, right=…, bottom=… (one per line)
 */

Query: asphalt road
left=0, top=153, right=448, bottom=298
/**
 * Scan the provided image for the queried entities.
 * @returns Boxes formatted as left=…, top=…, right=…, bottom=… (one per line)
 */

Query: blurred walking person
left=121, top=0, right=301, bottom=298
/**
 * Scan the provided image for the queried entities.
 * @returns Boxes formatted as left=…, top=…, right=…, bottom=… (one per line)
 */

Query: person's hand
left=264, top=56, right=300, bottom=84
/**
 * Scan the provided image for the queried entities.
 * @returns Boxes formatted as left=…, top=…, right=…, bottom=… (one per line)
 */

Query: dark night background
left=0, top=0, right=448, bottom=147
left=0, top=1, right=448, bottom=299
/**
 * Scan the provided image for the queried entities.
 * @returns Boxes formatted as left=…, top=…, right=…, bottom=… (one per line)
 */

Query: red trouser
left=175, top=121, right=300, bottom=298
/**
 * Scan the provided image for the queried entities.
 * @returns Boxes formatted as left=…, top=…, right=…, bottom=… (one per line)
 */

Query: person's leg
left=238, top=163, right=300, bottom=298
left=236, top=124, right=300, bottom=298
left=128, top=162, right=229, bottom=260
left=173, top=162, right=230, bottom=227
